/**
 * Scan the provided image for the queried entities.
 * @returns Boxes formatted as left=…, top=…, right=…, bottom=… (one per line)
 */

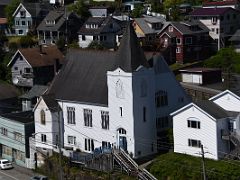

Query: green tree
left=4, top=0, right=20, bottom=27
left=204, top=47, right=240, bottom=89
left=87, top=41, right=104, bottom=50
left=68, top=0, right=91, bottom=19
left=56, top=37, right=66, bottom=51
left=131, top=5, right=144, bottom=18
left=19, top=35, right=35, bottom=48
left=204, top=47, right=240, bottom=72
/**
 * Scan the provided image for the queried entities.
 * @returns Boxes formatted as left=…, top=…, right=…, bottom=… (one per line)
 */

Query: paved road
left=0, top=165, right=33, bottom=180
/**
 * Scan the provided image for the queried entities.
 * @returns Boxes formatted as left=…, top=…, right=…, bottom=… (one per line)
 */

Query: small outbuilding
left=180, top=68, right=222, bottom=85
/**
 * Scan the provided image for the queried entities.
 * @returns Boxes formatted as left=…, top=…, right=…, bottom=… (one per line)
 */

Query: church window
left=40, top=110, right=45, bottom=125
left=116, top=79, right=124, bottom=98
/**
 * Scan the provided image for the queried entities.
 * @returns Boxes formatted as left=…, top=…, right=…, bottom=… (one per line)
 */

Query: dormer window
left=46, top=20, right=55, bottom=25
left=169, top=26, right=173, bottom=32
left=152, top=23, right=162, bottom=30
left=20, top=11, right=26, bottom=18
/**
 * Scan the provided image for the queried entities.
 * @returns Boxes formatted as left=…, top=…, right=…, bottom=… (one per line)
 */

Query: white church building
left=32, top=24, right=189, bottom=162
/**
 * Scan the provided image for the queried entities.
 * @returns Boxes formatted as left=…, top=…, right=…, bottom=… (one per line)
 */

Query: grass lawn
left=147, top=152, right=240, bottom=180
left=8, top=36, right=21, bottom=43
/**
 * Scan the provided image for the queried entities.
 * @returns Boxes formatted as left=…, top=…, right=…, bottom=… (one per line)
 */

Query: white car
left=0, top=159, right=13, bottom=170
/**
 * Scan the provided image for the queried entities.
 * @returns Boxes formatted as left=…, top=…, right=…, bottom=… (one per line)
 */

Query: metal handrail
left=114, top=152, right=132, bottom=172
left=142, top=168, right=158, bottom=180
left=119, top=147, right=138, bottom=169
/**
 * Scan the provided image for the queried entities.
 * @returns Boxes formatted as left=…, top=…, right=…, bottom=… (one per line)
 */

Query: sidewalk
left=12, top=163, right=35, bottom=177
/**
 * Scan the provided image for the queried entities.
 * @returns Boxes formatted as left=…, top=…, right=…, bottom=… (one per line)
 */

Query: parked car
left=30, top=175, right=48, bottom=180
left=0, top=159, right=13, bottom=170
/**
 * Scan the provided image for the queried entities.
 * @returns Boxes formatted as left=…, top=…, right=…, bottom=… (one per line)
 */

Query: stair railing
left=119, top=147, right=138, bottom=169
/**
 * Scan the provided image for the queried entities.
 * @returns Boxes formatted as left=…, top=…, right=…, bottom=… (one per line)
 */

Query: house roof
left=203, top=0, right=239, bottom=7
left=134, top=17, right=166, bottom=35
left=78, top=16, right=120, bottom=35
left=8, top=46, right=64, bottom=68
left=190, top=7, right=234, bottom=16
left=0, top=18, right=7, bottom=25
left=1, top=111, right=34, bottom=124
left=13, top=2, right=51, bottom=17
left=37, top=9, right=76, bottom=31
left=0, top=0, right=12, bottom=5
left=209, top=89, right=240, bottom=101
left=20, top=85, right=48, bottom=99
left=229, top=29, right=240, bottom=41
left=42, top=94, right=61, bottom=112
left=169, top=20, right=209, bottom=35
left=195, top=100, right=230, bottom=119
left=48, top=24, right=150, bottom=105
left=0, top=83, right=20, bottom=100
left=171, top=101, right=231, bottom=120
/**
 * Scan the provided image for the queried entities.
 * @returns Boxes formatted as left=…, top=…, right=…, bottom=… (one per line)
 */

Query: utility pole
left=58, top=106, right=64, bottom=180
left=201, top=144, right=207, bottom=180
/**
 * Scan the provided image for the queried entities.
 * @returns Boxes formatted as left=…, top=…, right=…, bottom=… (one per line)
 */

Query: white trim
left=12, top=3, right=31, bottom=17
left=209, top=89, right=240, bottom=101
left=171, top=102, right=217, bottom=122
left=7, top=50, right=32, bottom=67
left=160, top=32, right=171, bottom=38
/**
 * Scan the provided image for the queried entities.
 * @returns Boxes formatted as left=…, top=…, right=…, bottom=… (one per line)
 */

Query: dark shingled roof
left=20, top=85, right=48, bottom=99
left=1, top=111, right=34, bottom=124
left=115, top=23, right=149, bottom=72
left=37, top=9, right=77, bottom=31
left=42, top=94, right=61, bottom=112
left=48, top=24, right=149, bottom=105
left=170, top=21, right=209, bottom=35
left=190, top=7, right=233, bottom=16
left=203, top=0, right=238, bottom=7
left=78, top=16, right=120, bottom=35
left=229, top=29, right=240, bottom=41
left=0, top=83, right=20, bottom=100
left=195, top=100, right=229, bottom=119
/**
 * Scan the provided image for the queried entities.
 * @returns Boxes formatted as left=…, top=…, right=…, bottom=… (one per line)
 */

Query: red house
left=158, top=20, right=211, bottom=64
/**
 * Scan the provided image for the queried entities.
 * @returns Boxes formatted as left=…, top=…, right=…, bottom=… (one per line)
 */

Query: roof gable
left=13, top=3, right=30, bottom=17
left=209, top=89, right=240, bottom=101
left=7, top=50, right=32, bottom=67
left=171, top=102, right=228, bottom=121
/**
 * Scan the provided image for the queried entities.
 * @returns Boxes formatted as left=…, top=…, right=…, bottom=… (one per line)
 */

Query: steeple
left=115, top=23, right=149, bottom=72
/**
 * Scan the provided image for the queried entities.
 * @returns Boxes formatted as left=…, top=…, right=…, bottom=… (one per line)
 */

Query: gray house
left=0, top=111, right=34, bottom=167
left=20, top=85, right=48, bottom=111
left=8, top=45, right=64, bottom=88
left=78, top=16, right=121, bottom=48
left=12, top=2, right=51, bottom=36
left=37, top=8, right=83, bottom=45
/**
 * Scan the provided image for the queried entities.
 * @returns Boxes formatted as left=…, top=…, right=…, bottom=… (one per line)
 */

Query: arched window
left=40, top=110, right=46, bottom=125
left=140, top=79, right=147, bottom=97
left=118, top=128, right=126, bottom=134
left=116, top=79, right=124, bottom=99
